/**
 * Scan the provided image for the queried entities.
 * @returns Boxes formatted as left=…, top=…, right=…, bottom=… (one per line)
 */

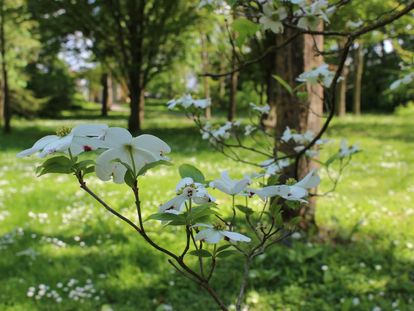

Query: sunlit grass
left=0, top=106, right=413, bottom=310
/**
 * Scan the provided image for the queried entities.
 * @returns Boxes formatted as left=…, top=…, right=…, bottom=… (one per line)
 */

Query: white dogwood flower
left=17, top=124, right=108, bottom=158
left=297, top=63, right=336, bottom=87
left=260, top=158, right=290, bottom=176
left=167, top=94, right=211, bottom=110
left=210, top=171, right=251, bottom=195
left=248, top=169, right=320, bottom=202
left=339, top=139, right=360, bottom=158
left=194, top=223, right=251, bottom=244
left=244, top=125, right=256, bottom=136
left=259, top=3, right=287, bottom=34
left=249, top=103, right=270, bottom=114
left=95, top=127, right=170, bottom=183
left=159, top=177, right=215, bottom=213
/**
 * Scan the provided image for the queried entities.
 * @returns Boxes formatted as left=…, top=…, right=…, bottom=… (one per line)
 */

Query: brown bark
left=0, top=78, right=3, bottom=124
left=200, top=33, right=211, bottom=119
left=127, top=71, right=143, bottom=135
left=227, top=68, right=238, bottom=121
left=0, top=0, right=10, bottom=133
left=100, top=73, right=113, bottom=117
left=269, top=26, right=323, bottom=226
left=353, top=42, right=363, bottom=115
left=336, top=66, right=348, bottom=117
left=218, top=61, right=226, bottom=109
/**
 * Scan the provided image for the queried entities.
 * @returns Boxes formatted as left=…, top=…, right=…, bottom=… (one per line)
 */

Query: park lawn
left=0, top=104, right=413, bottom=311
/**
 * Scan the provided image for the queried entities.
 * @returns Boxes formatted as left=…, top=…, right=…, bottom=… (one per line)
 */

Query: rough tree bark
left=227, top=64, right=238, bottom=121
left=201, top=33, right=211, bottom=119
left=353, top=42, right=364, bottom=115
left=100, top=73, right=113, bottom=117
left=269, top=26, right=324, bottom=226
left=336, top=66, right=348, bottom=117
left=0, top=0, right=10, bottom=133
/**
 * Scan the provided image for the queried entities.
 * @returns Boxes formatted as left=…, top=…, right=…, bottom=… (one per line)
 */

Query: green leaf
left=296, top=91, right=308, bottom=101
left=74, top=160, right=94, bottom=170
left=325, top=153, right=340, bottom=167
left=178, top=164, right=205, bottom=183
left=267, top=174, right=280, bottom=186
left=216, top=244, right=232, bottom=253
left=273, top=75, right=293, bottom=95
left=216, top=250, right=238, bottom=258
left=124, top=170, right=136, bottom=188
left=37, top=156, right=74, bottom=176
left=188, top=249, right=212, bottom=258
left=289, top=216, right=302, bottom=226
left=236, top=204, right=254, bottom=215
left=185, top=203, right=216, bottom=223
left=83, top=166, right=95, bottom=176
left=149, top=213, right=180, bottom=221
left=232, top=18, right=260, bottom=47
left=138, top=160, right=172, bottom=176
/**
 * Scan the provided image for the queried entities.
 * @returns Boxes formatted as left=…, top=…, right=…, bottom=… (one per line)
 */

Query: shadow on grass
left=328, top=118, right=414, bottom=143
left=0, top=225, right=412, bottom=311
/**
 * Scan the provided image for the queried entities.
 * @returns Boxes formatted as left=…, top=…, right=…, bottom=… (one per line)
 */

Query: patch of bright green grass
left=0, top=107, right=413, bottom=310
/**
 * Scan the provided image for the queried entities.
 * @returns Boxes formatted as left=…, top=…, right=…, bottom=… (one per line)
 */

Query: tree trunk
left=227, top=68, right=238, bottom=121
left=353, top=42, right=363, bottom=115
left=200, top=33, right=211, bottom=119
left=269, top=26, right=323, bottom=227
left=218, top=61, right=226, bottom=109
left=139, top=83, right=145, bottom=125
left=127, top=71, right=142, bottom=134
left=0, top=78, right=3, bottom=125
left=0, top=0, right=10, bottom=133
left=101, top=73, right=109, bottom=117
left=336, top=66, right=348, bottom=117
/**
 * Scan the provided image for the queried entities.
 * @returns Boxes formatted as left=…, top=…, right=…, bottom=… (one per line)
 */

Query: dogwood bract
left=248, top=169, right=320, bottom=202
left=193, top=223, right=251, bottom=244
left=210, top=171, right=251, bottom=195
left=159, top=177, right=215, bottom=214
left=259, top=3, right=287, bottom=34
left=17, top=124, right=108, bottom=158
left=249, top=103, right=270, bottom=114
left=167, top=94, right=211, bottom=110
left=297, top=63, right=336, bottom=87
left=95, top=127, right=170, bottom=183
left=339, top=139, right=360, bottom=158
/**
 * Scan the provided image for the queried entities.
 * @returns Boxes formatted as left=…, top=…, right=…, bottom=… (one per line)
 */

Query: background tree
left=0, top=0, right=40, bottom=133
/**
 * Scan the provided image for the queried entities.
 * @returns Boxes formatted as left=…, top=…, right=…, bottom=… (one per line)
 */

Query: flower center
left=213, top=222, right=226, bottom=231
left=56, top=126, right=71, bottom=137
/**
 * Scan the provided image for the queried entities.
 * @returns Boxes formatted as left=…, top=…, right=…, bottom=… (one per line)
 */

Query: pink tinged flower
left=193, top=224, right=251, bottom=244
left=95, top=127, right=171, bottom=184
left=16, top=124, right=108, bottom=158
left=210, top=171, right=250, bottom=195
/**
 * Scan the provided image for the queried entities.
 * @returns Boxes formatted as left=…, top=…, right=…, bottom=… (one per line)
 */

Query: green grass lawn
left=0, top=104, right=413, bottom=310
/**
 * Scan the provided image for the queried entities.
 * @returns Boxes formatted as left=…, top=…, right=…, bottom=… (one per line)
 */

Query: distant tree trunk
left=200, top=33, right=211, bottom=119
left=227, top=67, right=238, bottom=121
left=268, top=26, right=324, bottom=227
left=0, top=79, right=3, bottom=125
left=336, top=66, right=348, bottom=117
left=353, top=43, right=363, bottom=115
left=139, top=81, right=145, bottom=125
left=218, top=61, right=226, bottom=109
left=263, top=32, right=277, bottom=128
left=128, top=71, right=143, bottom=135
left=100, top=73, right=113, bottom=117
left=0, top=0, right=10, bottom=133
